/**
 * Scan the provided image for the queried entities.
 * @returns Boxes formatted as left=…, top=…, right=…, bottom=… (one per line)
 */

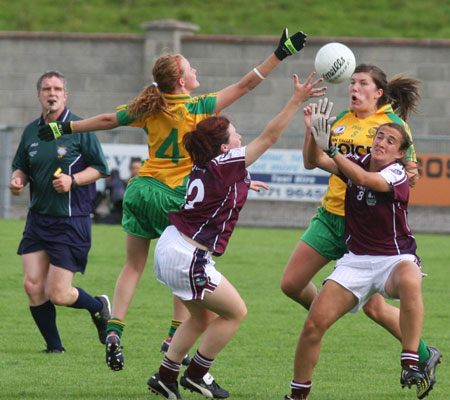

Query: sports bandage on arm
left=253, top=67, right=265, bottom=80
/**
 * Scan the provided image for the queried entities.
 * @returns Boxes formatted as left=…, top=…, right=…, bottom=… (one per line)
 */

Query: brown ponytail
left=127, top=54, right=185, bottom=121
left=353, top=64, right=421, bottom=121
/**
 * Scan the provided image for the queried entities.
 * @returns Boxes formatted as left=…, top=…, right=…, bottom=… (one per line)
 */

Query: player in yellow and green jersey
left=282, top=64, right=441, bottom=400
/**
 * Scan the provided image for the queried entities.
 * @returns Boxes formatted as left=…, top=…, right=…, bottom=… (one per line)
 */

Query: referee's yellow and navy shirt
left=116, top=93, right=217, bottom=191
left=12, top=108, right=110, bottom=217
left=322, top=104, right=417, bottom=216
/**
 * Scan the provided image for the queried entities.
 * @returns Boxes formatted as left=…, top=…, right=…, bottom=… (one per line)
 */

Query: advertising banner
left=410, top=154, right=450, bottom=206
left=247, top=149, right=330, bottom=202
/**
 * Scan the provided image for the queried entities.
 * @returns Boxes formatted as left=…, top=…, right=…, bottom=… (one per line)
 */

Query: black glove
left=274, top=28, right=307, bottom=61
left=38, top=121, right=73, bottom=142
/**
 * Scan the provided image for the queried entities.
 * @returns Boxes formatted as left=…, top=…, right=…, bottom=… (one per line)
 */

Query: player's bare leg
left=363, top=293, right=402, bottom=340
left=386, top=260, right=430, bottom=397
left=150, top=276, right=246, bottom=399
left=294, top=280, right=356, bottom=382
left=111, top=233, right=150, bottom=319
left=161, top=295, right=192, bottom=365
left=281, top=240, right=329, bottom=309
left=106, top=233, right=149, bottom=370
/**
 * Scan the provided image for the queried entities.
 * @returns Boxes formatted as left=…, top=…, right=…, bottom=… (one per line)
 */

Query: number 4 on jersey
left=155, top=128, right=184, bottom=165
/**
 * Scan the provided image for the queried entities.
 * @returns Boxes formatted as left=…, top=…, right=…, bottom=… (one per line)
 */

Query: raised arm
left=38, top=113, right=120, bottom=141
left=71, top=113, right=119, bottom=133
left=245, top=72, right=325, bottom=167
left=215, top=28, right=307, bottom=112
left=302, top=105, right=317, bottom=170
left=303, top=99, right=335, bottom=170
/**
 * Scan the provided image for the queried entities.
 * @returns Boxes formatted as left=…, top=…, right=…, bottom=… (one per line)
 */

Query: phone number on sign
left=247, top=184, right=328, bottom=202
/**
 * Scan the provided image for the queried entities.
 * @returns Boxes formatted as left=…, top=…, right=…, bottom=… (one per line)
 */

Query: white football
left=314, top=42, right=356, bottom=84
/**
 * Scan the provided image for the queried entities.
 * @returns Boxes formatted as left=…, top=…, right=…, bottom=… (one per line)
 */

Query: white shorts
left=326, top=251, right=419, bottom=313
left=154, top=225, right=222, bottom=301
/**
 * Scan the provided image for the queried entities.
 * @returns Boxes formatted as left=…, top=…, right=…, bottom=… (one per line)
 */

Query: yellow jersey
left=116, top=93, right=217, bottom=191
left=321, top=104, right=416, bottom=216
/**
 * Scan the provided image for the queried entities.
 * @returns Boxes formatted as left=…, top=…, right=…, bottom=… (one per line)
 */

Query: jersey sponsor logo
left=336, top=143, right=371, bottom=156
left=57, top=146, right=68, bottom=158
left=29, top=150, right=37, bottom=157
left=31, top=142, right=39, bottom=148
left=392, top=168, right=403, bottom=175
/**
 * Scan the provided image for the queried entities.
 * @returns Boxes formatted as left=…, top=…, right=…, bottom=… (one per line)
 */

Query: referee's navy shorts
left=17, top=211, right=92, bottom=274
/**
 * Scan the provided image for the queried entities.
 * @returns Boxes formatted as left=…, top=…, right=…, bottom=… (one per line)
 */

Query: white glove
left=310, top=97, right=334, bottom=130
left=311, top=115, right=331, bottom=151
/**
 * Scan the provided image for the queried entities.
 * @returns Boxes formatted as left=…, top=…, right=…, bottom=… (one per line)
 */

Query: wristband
left=71, top=175, right=78, bottom=189
left=326, top=146, right=339, bottom=158
left=253, top=67, right=265, bottom=80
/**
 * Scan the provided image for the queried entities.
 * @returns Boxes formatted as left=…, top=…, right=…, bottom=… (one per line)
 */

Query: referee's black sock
left=30, top=300, right=64, bottom=351
left=68, top=287, right=102, bottom=314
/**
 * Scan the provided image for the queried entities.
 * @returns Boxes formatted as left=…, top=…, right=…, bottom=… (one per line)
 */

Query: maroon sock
left=186, top=350, right=214, bottom=379
left=401, top=349, right=419, bottom=367
left=159, top=356, right=181, bottom=383
left=290, top=380, right=312, bottom=399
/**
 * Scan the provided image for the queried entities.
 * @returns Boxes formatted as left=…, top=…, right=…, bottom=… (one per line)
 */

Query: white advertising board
left=247, top=149, right=330, bottom=202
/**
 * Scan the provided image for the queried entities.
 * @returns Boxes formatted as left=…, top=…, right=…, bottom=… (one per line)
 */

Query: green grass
left=0, top=0, right=449, bottom=38
left=0, top=218, right=449, bottom=399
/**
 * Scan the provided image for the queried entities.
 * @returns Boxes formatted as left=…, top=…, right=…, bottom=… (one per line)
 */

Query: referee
left=9, top=71, right=111, bottom=353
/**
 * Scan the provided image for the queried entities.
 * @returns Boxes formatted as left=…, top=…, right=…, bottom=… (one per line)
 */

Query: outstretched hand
left=274, top=28, right=307, bottom=60
left=292, top=72, right=327, bottom=104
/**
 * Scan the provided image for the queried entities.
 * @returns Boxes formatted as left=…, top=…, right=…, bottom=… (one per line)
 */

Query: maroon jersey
left=342, top=154, right=417, bottom=256
left=169, top=147, right=250, bottom=256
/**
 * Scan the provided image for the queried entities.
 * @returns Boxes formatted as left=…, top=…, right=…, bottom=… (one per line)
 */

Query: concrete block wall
left=1, top=20, right=449, bottom=231
left=0, top=32, right=145, bottom=133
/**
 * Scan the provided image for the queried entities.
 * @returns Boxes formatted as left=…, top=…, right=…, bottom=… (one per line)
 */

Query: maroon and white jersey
left=342, top=153, right=417, bottom=256
left=169, top=147, right=250, bottom=256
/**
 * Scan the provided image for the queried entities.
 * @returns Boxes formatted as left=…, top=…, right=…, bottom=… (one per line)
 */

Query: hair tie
left=151, top=81, right=158, bottom=87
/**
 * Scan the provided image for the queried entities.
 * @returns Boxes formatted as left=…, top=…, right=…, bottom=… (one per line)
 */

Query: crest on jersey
left=366, top=191, right=377, bottom=206
left=366, top=126, right=378, bottom=139
left=333, top=125, right=346, bottom=135
left=57, top=146, right=67, bottom=158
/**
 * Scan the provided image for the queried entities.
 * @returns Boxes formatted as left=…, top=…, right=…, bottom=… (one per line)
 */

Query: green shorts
left=122, top=177, right=185, bottom=240
left=301, top=207, right=348, bottom=260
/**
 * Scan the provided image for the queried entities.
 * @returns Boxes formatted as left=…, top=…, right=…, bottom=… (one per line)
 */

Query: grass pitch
left=0, top=219, right=448, bottom=399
